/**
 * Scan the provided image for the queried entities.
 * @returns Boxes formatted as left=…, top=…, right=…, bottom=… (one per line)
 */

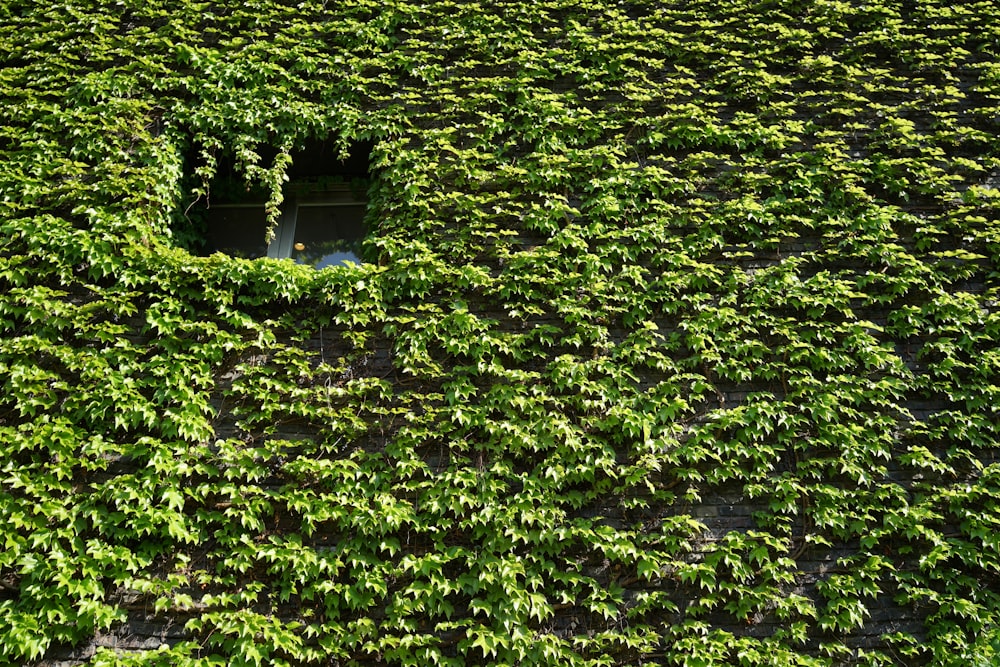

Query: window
left=283, top=188, right=368, bottom=268
left=204, top=183, right=368, bottom=267
left=193, top=140, right=373, bottom=268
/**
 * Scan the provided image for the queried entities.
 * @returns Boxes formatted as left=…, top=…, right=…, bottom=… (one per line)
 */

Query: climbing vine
left=2, top=0, right=1000, bottom=665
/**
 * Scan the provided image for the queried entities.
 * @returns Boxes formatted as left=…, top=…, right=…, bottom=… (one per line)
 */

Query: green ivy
left=2, top=0, right=1000, bottom=665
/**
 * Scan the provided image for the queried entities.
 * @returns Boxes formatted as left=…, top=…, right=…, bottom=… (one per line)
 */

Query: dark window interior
left=203, top=206, right=270, bottom=259
left=188, top=139, right=373, bottom=267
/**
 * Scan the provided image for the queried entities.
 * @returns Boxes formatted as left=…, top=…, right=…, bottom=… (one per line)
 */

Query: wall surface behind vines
left=2, top=0, right=1000, bottom=665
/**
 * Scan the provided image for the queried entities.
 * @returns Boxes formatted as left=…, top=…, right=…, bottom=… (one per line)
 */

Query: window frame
left=204, top=181, right=369, bottom=266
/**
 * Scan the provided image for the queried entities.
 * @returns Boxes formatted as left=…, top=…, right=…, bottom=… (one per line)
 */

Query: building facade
left=2, top=1, right=1000, bottom=664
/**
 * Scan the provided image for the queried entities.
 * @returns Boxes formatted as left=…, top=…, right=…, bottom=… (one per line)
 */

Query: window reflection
left=201, top=190, right=368, bottom=268
left=291, top=204, right=367, bottom=268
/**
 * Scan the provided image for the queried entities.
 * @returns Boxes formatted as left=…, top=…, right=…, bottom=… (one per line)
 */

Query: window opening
left=191, top=139, right=373, bottom=267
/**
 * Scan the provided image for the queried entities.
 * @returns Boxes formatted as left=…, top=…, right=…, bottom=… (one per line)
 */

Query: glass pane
left=291, top=204, right=367, bottom=268
left=204, top=206, right=269, bottom=259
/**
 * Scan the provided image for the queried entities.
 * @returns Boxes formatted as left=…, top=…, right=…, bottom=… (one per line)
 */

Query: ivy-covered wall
left=3, top=0, right=1000, bottom=665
